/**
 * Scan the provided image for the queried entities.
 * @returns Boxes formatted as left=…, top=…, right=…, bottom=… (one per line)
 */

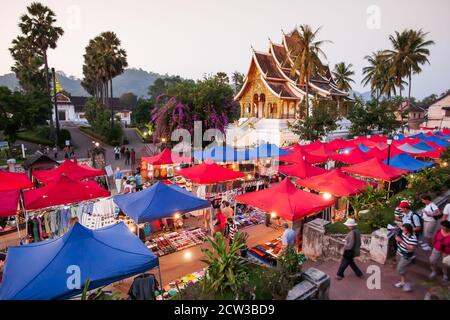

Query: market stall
left=272, top=160, right=328, bottom=180
left=385, top=153, right=434, bottom=172
left=341, top=157, right=409, bottom=193
left=331, top=147, right=373, bottom=165
left=22, top=174, right=112, bottom=243
left=280, top=144, right=328, bottom=164
left=295, top=169, right=371, bottom=221
left=32, top=158, right=106, bottom=185
left=235, top=179, right=334, bottom=266
left=0, top=222, right=160, bottom=300
left=0, top=190, right=20, bottom=218
left=113, top=181, right=212, bottom=257
left=140, top=148, right=191, bottom=181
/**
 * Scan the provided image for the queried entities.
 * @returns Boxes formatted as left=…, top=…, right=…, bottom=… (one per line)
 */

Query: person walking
left=213, top=209, right=227, bottom=237
left=336, top=218, right=364, bottom=280
left=69, top=145, right=75, bottom=158
left=120, top=145, right=125, bottom=160
left=125, top=148, right=131, bottom=166
left=130, top=148, right=136, bottom=169
left=394, top=223, right=418, bottom=292
left=281, top=223, right=296, bottom=251
left=114, top=146, right=120, bottom=160
left=421, top=194, right=443, bottom=251
left=134, top=171, right=143, bottom=192
left=114, top=167, right=123, bottom=193
left=53, top=146, right=58, bottom=159
left=429, top=220, right=450, bottom=282
left=221, top=201, right=234, bottom=219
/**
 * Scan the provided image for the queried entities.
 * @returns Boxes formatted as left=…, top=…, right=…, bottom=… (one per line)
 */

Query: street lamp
left=386, top=136, right=393, bottom=165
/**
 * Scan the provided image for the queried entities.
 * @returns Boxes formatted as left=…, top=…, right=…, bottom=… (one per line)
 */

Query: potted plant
left=236, top=232, right=249, bottom=258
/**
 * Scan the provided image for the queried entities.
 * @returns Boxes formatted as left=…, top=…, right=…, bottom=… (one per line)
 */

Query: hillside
left=0, top=68, right=164, bottom=98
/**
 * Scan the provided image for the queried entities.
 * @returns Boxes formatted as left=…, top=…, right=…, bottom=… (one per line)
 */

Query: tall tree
left=18, top=2, right=64, bottom=96
left=385, top=30, right=410, bottom=101
left=81, top=32, right=128, bottom=134
left=332, top=62, right=355, bottom=92
left=403, top=29, right=434, bottom=103
left=9, top=36, right=46, bottom=93
left=362, top=51, right=396, bottom=102
left=289, top=25, right=330, bottom=117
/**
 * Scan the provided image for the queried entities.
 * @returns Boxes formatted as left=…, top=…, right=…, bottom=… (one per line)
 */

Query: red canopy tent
left=342, top=158, right=408, bottom=181
left=24, top=174, right=110, bottom=211
left=279, top=145, right=327, bottom=164
left=393, top=138, right=421, bottom=147
left=325, top=138, right=354, bottom=151
left=370, top=134, right=387, bottom=143
left=306, top=145, right=332, bottom=161
left=331, top=147, right=373, bottom=165
left=415, top=148, right=443, bottom=160
left=176, top=162, right=244, bottom=184
left=0, top=190, right=20, bottom=217
left=296, top=169, right=369, bottom=197
left=273, top=161, right=327, bottom=179
left=235, top=179, right=333, bottom=222
left=33, top=159, right=105, bottom=184
left=302, top=140, right=323, bottom=152
left=365, top=147, right=388, bottom=160
left=141, top=148, right=191, bottom=165
left=0, top=171, right=34, bottom=192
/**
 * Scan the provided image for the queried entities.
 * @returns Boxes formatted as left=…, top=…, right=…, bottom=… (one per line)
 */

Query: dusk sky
left=1, top=0, right=449, bottom=98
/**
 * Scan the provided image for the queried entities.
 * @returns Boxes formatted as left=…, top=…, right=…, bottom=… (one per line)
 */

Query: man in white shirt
left=420, top=194, right=442, bottom=251
left=443, top=203, right=450, bottom=221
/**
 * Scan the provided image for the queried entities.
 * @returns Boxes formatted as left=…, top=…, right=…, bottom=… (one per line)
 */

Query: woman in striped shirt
left=394, top=223, right=418, bottom=292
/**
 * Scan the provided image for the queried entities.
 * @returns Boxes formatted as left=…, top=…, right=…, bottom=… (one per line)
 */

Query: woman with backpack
left=429, top=220, right=450, bottom=282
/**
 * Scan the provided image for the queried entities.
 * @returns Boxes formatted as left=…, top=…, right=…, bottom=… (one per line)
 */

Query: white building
left=51, top=93, right=133, bottom=126
left=424, top=92, right=450, bottom=129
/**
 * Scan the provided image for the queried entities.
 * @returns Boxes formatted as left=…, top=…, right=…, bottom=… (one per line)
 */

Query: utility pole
left=52, top=68, right=60, bottom=146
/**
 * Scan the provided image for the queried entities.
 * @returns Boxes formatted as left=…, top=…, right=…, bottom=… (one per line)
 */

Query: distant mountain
left=350, top=90, right=372, bottom=101
left=0, top=68, right=164, bottom=98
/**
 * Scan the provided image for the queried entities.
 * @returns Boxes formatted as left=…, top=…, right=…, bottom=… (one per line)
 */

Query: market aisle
left=108, top=224, right=283, bottom=297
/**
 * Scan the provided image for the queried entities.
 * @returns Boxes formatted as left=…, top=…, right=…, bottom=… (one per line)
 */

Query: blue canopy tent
left=412, top=142, right=436, bottom=152
left=384, top=153, right=434, bottom=172
left=194, top=144, right=290, bottom=162
left=113, top=181, right=211, bottom=224
left=193, top=145, right=246, bottom=162
left=247, top=143, right=290, bottom=160
left=0, top=223, right=159, bottom=300
left=358, top=144, right=370, bottom=152
left=422, top=136, right=450, bottom=147
left=411, top=132, right=427, bottom=139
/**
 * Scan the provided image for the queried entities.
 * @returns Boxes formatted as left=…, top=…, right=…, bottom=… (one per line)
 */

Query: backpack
left=410, top=212, right=424, bottom=235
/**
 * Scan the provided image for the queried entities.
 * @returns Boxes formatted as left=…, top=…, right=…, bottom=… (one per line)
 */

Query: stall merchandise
left=145, top=227, right=207, bottom=257
left=25, top=197, right=119, bottom=242
left=0, top=222, right=159, bottom=300
left=160, top=270, right=206, bottom=300
left=234, top=207, right=266, bottom=229
left=248, top=238, right=283, bottom=267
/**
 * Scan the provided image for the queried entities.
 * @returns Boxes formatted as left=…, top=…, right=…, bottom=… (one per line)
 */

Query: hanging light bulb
left=322, top=192, right=332, bottom=200
left=270, top=212, right=277, bottom=218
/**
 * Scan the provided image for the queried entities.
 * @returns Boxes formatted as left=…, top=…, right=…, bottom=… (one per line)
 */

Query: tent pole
left=16, top=214, right=21, bottom=241
left=157, top=265, right=163, bottom=297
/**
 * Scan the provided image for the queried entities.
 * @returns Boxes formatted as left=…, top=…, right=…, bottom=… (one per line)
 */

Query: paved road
left=64, top=125, right=146, bottom=171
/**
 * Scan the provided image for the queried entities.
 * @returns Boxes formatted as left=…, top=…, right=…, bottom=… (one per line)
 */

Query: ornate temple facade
left=226, top=31, right=350, bottom=147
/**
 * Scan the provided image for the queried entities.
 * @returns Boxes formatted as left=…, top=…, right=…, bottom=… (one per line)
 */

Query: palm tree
left=82, top=32, right=127, bottom=132
left=289, top=25, right=330, bottom=117
left=332, top=62, right=355, bottom=92
left=19, top=2, right=63, bottom=95
left=385, top=30, right=410, bottom=101
left=403, top=29, right=434, bottom=103
left=18, top=2, right=64, bottom=132
left=362, top=51, right=398, bottom=102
